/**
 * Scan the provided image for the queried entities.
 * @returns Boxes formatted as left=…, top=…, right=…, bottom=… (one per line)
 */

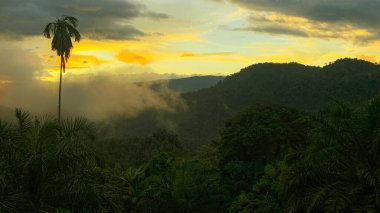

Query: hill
left=166, top=75, right=225, bottom=93
left=107, top=58, right=380, bottom=148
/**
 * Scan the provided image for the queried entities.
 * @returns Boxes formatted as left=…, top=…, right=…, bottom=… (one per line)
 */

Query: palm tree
left=0, top=109, right=104, bottom=212
left=43, top=15, right=81, bottom=122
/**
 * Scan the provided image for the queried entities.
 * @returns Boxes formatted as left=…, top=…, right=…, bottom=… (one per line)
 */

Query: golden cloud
left=181, top=52, right=235, bottom=57
left=0, top=80, right=13, bottom=84
left=69, top=55, right=110, bottom=67
left=117, top=51, right=154, bottom=65
left=357, top=55, right=377, bottom=63
left=181, top=52, right=196, bottom=57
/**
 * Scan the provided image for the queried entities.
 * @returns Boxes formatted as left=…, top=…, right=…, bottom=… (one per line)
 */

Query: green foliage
left=1, top=113, right=222, bottom=212
left=95, top=129, right=182, bottom=168
left=128, top=153, right=223, bottom=213
left=218, top=104, right=312, bottom=195
left=0, top=109, right=129, bottom=212
left=281, top=97, right=380, bottom=212
left=229, top=162, right=289, bottom=213
left=218, top=96, right=380, bottom=212
left=2, top=91, right=380, bottom=212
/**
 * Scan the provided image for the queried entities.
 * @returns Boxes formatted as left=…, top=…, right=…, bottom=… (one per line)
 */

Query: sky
left=1, top=0, right=380, bottom=118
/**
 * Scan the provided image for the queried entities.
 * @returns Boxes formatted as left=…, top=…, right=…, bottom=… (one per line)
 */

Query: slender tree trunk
left=58, top=55, right=63, bottom=122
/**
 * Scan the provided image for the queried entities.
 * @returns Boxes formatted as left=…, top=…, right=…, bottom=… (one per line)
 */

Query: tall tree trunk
left=58, top=55, right=63, bottom=122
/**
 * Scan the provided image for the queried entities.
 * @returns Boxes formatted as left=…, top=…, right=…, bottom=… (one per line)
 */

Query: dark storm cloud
left=232, top=0, right=379, bottom=23
left=0, top=0, right=168, bottom=40
left=84, top=26, right=145, bottom=40
left=223, top=0, right=380, bottom=41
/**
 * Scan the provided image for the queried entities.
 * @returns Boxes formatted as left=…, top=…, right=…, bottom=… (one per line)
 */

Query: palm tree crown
left=43, top=15, right=81, bottom=71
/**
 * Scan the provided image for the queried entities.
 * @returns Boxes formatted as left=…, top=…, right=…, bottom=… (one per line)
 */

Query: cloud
left=56, top=76, right=186, bottom=120
left=0, top=42, right=54, bottom=114
left=227, top=0, right=378, bottom=24
left=0, top=43, right=43, bottom=83
left=117, top=51, right=154, bottom=65
left=1, top=75, right=186, bottom=121
left=234, top=25, right=308, bottom=37
left=357, top=55, right=378, bottom=63
left=181, top=53, right=196, bottom=57
left=180, top=52, right=235, bottom=57
left=0, top=0, right=168, bottom=40
left=84, top=26, right=146, bottom=40
left=0, top=42, right=186, bottom=121
left=67, top=55, right=110, bottom=67
left=42, top=54, right=111, bottom=74
left=229, top=11, right=371, bottom=41
left=220, top=0, right=380, bottom=42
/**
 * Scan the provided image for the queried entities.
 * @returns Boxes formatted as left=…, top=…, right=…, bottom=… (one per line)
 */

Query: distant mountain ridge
left=137, top=75, right=225, bottom=93
left=217, top=58, right=379, bottom=111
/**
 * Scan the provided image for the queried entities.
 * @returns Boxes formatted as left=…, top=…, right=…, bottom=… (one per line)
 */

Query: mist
left=0, top=42, right=186, bottom=121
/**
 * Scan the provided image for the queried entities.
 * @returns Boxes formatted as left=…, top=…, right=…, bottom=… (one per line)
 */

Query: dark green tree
left=229, top=163, right=285, bottom=213
left=218, top=104, right=312, bottom=198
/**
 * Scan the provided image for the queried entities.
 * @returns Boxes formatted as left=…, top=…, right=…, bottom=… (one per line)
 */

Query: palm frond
left=42, top=22, right=55, bottom=39
left=62, top=15, right=79, bottom=27
left=65, top=23, right=81, bottom=42
left=15, top=108, right=32, bottom=133
left=59, top=117, right=94, bottom=138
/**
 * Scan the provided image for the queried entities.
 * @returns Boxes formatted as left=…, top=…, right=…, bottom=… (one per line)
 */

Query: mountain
left=166, top=76, right=225, bottom=93
left=108, top=58, right=380, bottom=148
left=186, top=58, right=380, bottom=111
left=138, top=75, right=225, bottom=93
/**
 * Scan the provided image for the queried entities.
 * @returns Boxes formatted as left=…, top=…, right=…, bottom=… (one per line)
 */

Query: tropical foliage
left=282, top=99, right=380, bottom=212
left=1, top=95, right=380, bottom=212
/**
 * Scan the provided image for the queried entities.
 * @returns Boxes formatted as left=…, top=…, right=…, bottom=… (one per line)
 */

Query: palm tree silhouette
left=43, top=15, right=81, bottom=122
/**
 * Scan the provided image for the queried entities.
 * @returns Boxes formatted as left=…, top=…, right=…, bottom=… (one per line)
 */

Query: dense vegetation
left=114, top=59, right=380, bottom=148
left=1, top=94, right=380, bottom=212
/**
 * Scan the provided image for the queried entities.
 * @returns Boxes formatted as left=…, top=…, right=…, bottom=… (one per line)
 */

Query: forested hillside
left=112, top=58, right=380, bottom=148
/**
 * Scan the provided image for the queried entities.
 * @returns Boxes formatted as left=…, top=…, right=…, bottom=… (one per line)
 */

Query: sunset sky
left=1, top=0, right=380, bottom=84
